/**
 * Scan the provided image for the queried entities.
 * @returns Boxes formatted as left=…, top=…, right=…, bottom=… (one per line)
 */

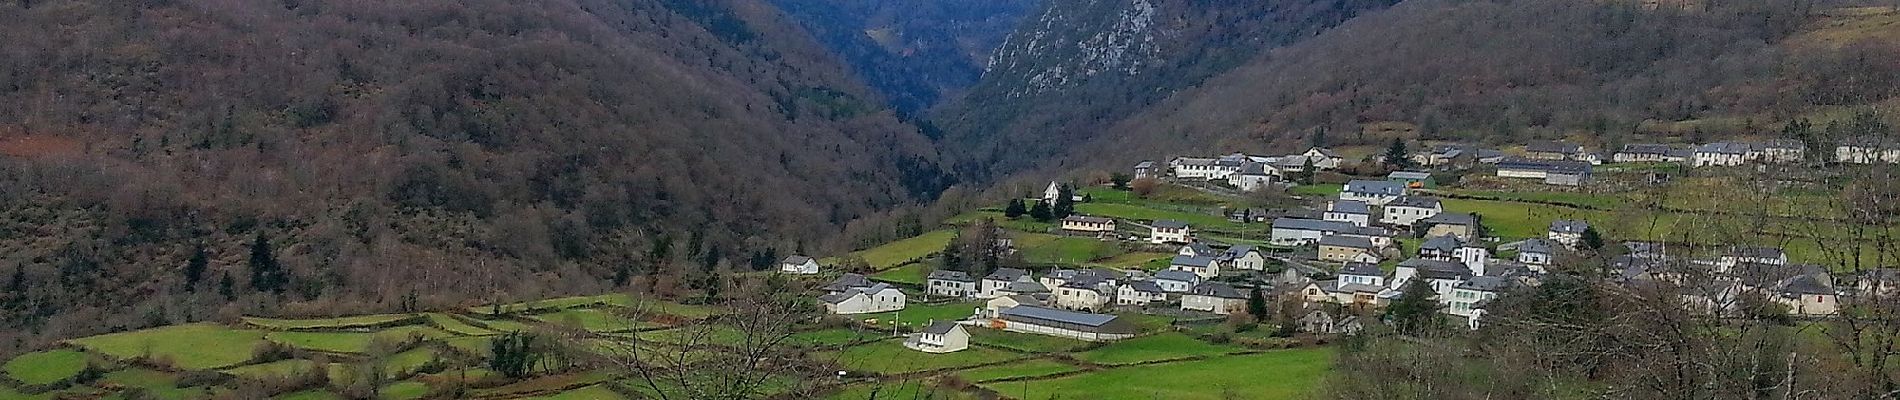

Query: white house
left=1042, top=181, right=1064, bottom=203
left=1448, top=276, right=1506, bottom=318
left=1835, top=137, right=1900, bottom=164
left=777, top=255, right=820, bottom=275
left=1301, top=147, right=1344, bottom=169
left=993, top=305, right=1139, bottom=341
left=1613, top=144, right=1675, bottom=163
left=1525, top=140, right=1586, bottom=161
left=1170, top=157, right=1221, bottom=179
left=1418, top=235, right=1489, bottom=276
left=1395, top=259, right=1473, bottom=299
left=1061, top=216, right=1116, bottom=233
left=1379, top=196, right=1442, bottom=227
left=1149, top=220, right=1193, bottom=244
left=980, top=268, right=1032, bottom=298
left=1338, top=262, right=1385, bottom=287
left=1153, top=269, right=1201, bottom=293
left=1228, top=163, right=1277, bottom=191
left=1341, top=180, right=1406, bottom=206
left=1133, top=161, right=1156, bottom=179
left=1055, top=281, right=1115, bottom=312
left=1496, top=158, right=1592, bottom=186
left=926, top=270, right=978, bottom=298
left=1169, top=255, right=1223, bottom=278
left=1756, top=139, right=1805, bottom=163
left=1271, top=218, right=1350, bottom=246
left=1516, top=239, right=1556, bottom=266
left=903, top=321, right=970, bottom=353
left=1116, top=280, right=1167, bottom=306
left=1548, top=219, right=1590, bottom=248
left=1181, top=282, right=1248, bottom=315
left=820, top=281, right=906, bottom=315
left=1693, top=142, right=1752, bottom=167
left=1324, top=200, right=1373, bottom=228
left=1223, top=245, right=1267, bottom=271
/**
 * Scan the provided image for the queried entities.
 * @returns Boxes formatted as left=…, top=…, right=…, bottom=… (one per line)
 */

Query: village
left=789, top=135, right=1900, bottom=355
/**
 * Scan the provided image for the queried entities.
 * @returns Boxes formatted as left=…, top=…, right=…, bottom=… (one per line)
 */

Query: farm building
left=991, top=305, right=1139, bottom=341
left=1341, top=180, right=1406, bottom=205
left=1181, top=282, right=1249, bottom=314
left=1386, top=171, right=1435, bottom=188
left=1061, top=215, right=1116, bottom=233
left=1324, top=200, right=1373, bottom=227
left=778, top=255, right=820, bottom=275
left=927, top=270, right=978, bottom=298
left=1149, top=220, right=1193, bottom=244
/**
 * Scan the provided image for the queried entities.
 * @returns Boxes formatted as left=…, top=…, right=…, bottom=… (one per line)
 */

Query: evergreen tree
left=939, top=236, right=964, bottom=272
left=1029, top=200, right=1053, bottom=222
left=248, top=232, right=284, bottom=293
left=183, top=246, right=208, bottom=291
left=1003, top=199, right=1027, bottom=219
left=7, top=264, right=23, bottom=293
left=1310, top=125, right=1328, bottom=148
left=1247, top=288, right=1269, bottom=323
left=1384, top=280, right=1443, bottom=336
left=1053, top=184, right=1076, bottom=218
left=1384, top=138, right=1411, bottom=168
left=1581, top=226, right=1605, bottom=251
left=1110, top=173, right=1131, bottom=189
left=218, top=271, right=235, bottom=300
left=1296, top=157, right=1316, bottom=185
left=489, top=331, right=542, bottom=379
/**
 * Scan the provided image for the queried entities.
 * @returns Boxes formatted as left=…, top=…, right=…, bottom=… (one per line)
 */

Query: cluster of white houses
left=1145, top=147, right=1347, bottom=192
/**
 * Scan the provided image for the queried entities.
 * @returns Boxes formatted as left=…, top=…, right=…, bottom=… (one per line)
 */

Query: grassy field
left=952, top=358, right=1083, bottom=382
left=1072, top=332, right=1243, bottom=365
left=843, top=229, right=957, bottom=270
left=101, top=368, right=215, bottom=399
left=3, top=349, right=90, bottom=386
left=871, top=262, right=931, bottom=286
left=1020, top=236, right=1122, bottom=265
left=528, top=308, right=656, bottom=333
left=425, top=313, right=498, bottom=336
left=381, top=380, right=431, bottom=399
left=1074, top=203, right=1231, bottom=228
left=979, top=348, right=1335, bottom=400
left=967, top=329, right=1094, bottom=353
left=528, top=384, right=630, bottom=399
left=824, top=340, right=1022, bottom=375
left=221, top=358, right=322, bottom=379
left=825, top=381, right=975, bottom=400
left=68, top=323, right=266, bottom=370
left=265, top=325, right=453, bottom=354
left=1290, top=183, right=1344, bottom=197
left=859, top=302, right=980, bottom=328
left=242, top=313, right=418, bottom=330
left=945, top=210, right=1056, bottom=232
left=791, top=328, right=887, bottom=348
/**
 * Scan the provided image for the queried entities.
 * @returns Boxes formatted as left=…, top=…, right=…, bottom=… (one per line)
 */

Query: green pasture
left=1072, top=332, right=1242, bottom=365
left=952, top=358, right=1083, bottom=382
left=67, top=323, right=265, bottom=370
left=979, top=348, right=1335, bottom=400
left=822, top=339, right=1022, bottom=375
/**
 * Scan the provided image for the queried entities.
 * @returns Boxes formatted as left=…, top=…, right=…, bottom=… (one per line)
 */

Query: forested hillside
left=0, top=0, right=949, bottom=354
left=934, top=0, right=1402, bottom=178
left=769, top=0, right=1039, bottom=114
left=944, top=0, right=1900, bottom=176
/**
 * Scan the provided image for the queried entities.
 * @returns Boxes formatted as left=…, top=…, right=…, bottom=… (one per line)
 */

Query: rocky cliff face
left=769, top=0, right=1039, bottom=114
left=984, top=0, right=1160, bottom=97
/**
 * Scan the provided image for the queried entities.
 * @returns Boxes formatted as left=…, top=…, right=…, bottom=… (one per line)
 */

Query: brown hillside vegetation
left=983, top=0, right=1900, bottom=174
left=0, top=0, right=951, bottom=355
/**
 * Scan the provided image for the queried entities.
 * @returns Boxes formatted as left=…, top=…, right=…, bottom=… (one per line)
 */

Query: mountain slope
left=0, top=0, right=945, bottom=347
left=768, top=0, right=1040, bottom=115
left=976, top=0, right=1900, bottom=172
left=934, top=0, right=1401, bottom=178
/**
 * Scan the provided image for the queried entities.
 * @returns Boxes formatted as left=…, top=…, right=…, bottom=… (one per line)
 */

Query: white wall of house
left=1380, top=205, right=1441, bottom=227
left=1182, top=295, right=1242, bottom=314
left=1150, top=227, right=1192, bottom=244
left=1324, top=211, right=1370, bottom=227
left=1835, top=146, right=1900, bottom=164
left=1271, top=228, right=1327, bottom=246
left=780, top=260, right=820, bottom=274
left=1229, top=251, right=1266, bottom=271
left=1448, top=288, right=1497, bottom=318
left=928, top=280, right=977, bottom=298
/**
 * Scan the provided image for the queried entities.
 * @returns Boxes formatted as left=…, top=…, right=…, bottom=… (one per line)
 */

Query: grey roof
left=1190, top=282, right=1247, bottom=299
left=1172, top=255, right=1218, bottom=268
left=1182, top=242, right=1216, bottom=256
left=820, top=283, right=895, bottom=304
left=1779, top=275, right=1834, bottom=295
left=1840, top=136, right=1900, bottom=148
left=1388, top=196, right=1441, bottom=209
left=1344, top=180, right=1406, bottom=196
left=1475, top=149, right=1505, bottom=160
left=1549, top=219, right=1590, bottom=234
left=1225, top=245, right=1259, bottom=258
left=1152, top=219, right=1189, bottom=229
left=1328, top=200, right=1371, bottom=215
left=1696, top=142, right=1753, bottom=155
left=1665, top=148, right=1693, bottom=158
left=1422, top=212, right=1476, bottom=226
left=1730, top=246, right=1785, bottom=259
left=1421, top=235, right=1463, bottom=252
left=1340, top=262, right=1383, bottom=277
left=1317, top=235, right=1376, bottom=250
left=1134, top=161, right=1154, bottom=168
left=823, top=273, right=872, bottom=292
left=999, top=305, right=1119, bottom=327
left=1619, top=143, right=1674, bottom=155
left=1274, top=218, right=1351, bottom=233
left=1400, top=258, right=1469, bottom=274
left=1759, top=139, right=1804, bottom=150
left=984, top=268, right=1028, bottom=281
left=1175, top=157, right=1216, bottom=165
left=921, top=321, right=961, bottom=334
left=1275, top=156, right=1311, bottom=168
left=1064, top=215, right=1113, bottom=224
left=1126, top=280, right=1164, bottom=293
left=1526, top=140, right=1583, bottom=154
left=1320, top=280, right=1385, bottom=294
left=1239, top=162, right=1270, bottom=175
left=927, top=270, right=975, bottom=282
left=780, top=255, right=814, bottom=265
left=1309, top=147, right=1342, bottom=157
left=1518, top=239, right=1555, bottom=254
left=1002, top=280, right=1049, bottom=293
left=1862, top=268, right=1900, bottom=280
left=1387, top=171, right=1432, bottom=180
left=1155, top=269, right=1200, bottom=282
left=1456, top=276, right=1508, bottom=292
left=818, top=292, right=851, bottom=304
